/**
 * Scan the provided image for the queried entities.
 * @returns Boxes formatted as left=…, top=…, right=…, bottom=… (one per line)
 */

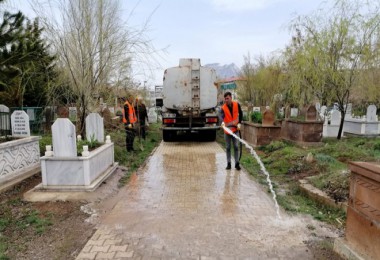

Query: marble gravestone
left=315, top=102, right=321, bottom=112
left=52, top=118, right=77, bottom=157
left=26, top=108, right=35, bottom=121
left=11, top=110, right=30, bottom=137
left=290, top=108, right=298, bottom=118
left=86, top=113, right=104, bottom=143
left=0, top=105, right=10, bottom=132
left=148, top=107, right=158, bottom=123
left=253, top=107, right=261, bottom=112
left=69, top=107, right=77, bottom=121
left=331, top=110, right=341, bottom=125
left=320, top=106, right=327, bottom=118
left=345, top=103, right=352, bottom=119
left=366, top=105, right=377, bottom=122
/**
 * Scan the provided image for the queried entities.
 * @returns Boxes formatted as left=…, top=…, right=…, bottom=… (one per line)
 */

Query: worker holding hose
left=220, top=91, right=243, bottom=170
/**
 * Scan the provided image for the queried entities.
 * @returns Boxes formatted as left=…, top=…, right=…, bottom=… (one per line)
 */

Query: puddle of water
left=222, top=126, right=281, bottom=219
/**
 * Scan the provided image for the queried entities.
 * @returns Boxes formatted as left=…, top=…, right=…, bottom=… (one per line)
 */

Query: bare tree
left=29, top=0, right=161, bottom=136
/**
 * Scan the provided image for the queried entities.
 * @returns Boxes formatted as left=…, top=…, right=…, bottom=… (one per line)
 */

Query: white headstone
left=86, top=113, right=104, bottom=142
left=331, top=110, right=341, bottom=125
left=253, top=107, right=261, bottom=112
left=26, top=108, right=35, bottom=121
left=11, top=110, right=30, bottom=137
left=148, top=107, right=157, bottom=122
left=52, top=118, right=77, bottom=157
left=320, top=106, right=327, bottom=115
left=290, top=108, right=298, bottom=117
left=320, top=105, right=327, bottom=119
left=345, top=103, right=352, bottom=119
left=69, top=107, right=77, bottom=121
left=0, top=105, right=10, bottom=132
left=366, top=105, right=377, bottom=122
left=315, top=102, right=321, bottom=112
left=345, top=103, right=352, bottom=115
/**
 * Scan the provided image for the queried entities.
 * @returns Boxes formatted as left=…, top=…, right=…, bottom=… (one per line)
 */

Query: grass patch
left=277, top=185, right=346, bottom=226
left=0, top=239, right=9, bottom=260
left=0, top=200, right=53, bottom=258
left=217, top=131, right=377, bottom=226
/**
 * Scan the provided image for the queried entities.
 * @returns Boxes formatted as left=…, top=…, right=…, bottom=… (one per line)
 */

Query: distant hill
left=204, top=63, right=240, bottom=80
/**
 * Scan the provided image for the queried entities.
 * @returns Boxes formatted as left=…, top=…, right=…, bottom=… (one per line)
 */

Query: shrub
left=250, top=111, right=262, bottom=123
left=39, top=135, right=52, bottom=156
left=261, top=141, right=287, bottom=153
left=315, top=153, right=336, bottom=164
left=374, top=141, right=380, bottom=151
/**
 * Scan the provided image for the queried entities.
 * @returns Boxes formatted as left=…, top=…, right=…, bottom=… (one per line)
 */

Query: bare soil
left=0, top=168, right=125, bottom=260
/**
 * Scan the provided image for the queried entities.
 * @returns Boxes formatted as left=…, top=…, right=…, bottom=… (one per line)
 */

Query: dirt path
left=77, top=142, right=341, bottom=259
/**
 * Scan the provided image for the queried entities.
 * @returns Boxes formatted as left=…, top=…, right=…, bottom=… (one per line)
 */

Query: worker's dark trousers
left=126, top=128, right=135, bottom=151
left=224, top=133, right=239, bottom=164
left=140, top=123, right=146, bottom=140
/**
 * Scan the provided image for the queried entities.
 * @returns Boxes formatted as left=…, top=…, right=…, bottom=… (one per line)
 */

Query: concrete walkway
left=76, top=142, right=337, bottom=259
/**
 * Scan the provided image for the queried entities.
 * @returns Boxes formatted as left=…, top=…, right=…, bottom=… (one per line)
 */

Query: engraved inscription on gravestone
left=11, top=110, right=30, bottom=137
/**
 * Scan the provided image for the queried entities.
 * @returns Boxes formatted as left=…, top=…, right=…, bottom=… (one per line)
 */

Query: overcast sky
left=9, top=0, right=327, bottom=87
left=120, top=0, right=328, bottom=86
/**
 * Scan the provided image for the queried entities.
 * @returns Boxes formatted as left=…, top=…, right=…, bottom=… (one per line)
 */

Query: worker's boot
left=226, top=162, right=231, bottom=170
left=235, top=162, right=241, bottom=171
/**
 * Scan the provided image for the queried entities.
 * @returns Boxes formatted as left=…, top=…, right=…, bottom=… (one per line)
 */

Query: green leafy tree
left=0, top=2, right=56, bottom=107
left=287, top=0, right=380, bottom=139
left=238, top=53, right=286, bottom=110
left=237, top=53, right=255, bottom=106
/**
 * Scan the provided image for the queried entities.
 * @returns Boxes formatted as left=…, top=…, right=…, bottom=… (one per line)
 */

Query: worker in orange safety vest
left=219, top=91, right=243, bottom=170
left=122, top=95, right=137, bottom=152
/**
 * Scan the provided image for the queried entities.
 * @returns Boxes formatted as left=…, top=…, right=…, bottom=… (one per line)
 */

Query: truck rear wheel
left=163, top=130, right=176, bottom=142
left=203, top=130, right=216, bottom=141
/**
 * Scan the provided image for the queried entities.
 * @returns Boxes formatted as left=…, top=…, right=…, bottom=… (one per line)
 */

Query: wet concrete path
left=76, top=142, right=338, bottom=259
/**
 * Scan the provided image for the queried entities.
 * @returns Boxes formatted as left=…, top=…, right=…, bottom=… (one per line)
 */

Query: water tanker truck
left=161, top=58, right=220, bottom=141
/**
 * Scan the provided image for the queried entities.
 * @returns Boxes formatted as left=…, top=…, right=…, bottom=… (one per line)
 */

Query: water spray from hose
left=223, top=125, right=281, bottom=219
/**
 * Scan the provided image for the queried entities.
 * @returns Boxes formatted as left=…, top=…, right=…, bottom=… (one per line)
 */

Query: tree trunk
left=337, top=110, right=345, bottom=140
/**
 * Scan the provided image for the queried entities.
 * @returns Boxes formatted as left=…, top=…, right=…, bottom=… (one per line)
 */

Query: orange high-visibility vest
left=122, top=101, right=137, bottom=124
left=222, top=101, right=239, bottom=134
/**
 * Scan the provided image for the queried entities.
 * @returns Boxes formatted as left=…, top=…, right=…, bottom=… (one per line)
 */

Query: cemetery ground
left=234, top=136, right=380, bottom=226
left=0, top=124, right=377, bottom=259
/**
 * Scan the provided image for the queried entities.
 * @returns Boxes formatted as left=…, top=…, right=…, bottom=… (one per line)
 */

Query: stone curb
left=298, top=179, right=347, bottom=212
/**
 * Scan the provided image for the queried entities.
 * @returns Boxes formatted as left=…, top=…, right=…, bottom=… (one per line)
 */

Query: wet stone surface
left=77, top=142, right=338, bottom=259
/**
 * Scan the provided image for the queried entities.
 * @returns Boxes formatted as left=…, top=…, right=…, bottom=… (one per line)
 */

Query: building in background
left=216, top=77, right=245, bottom=105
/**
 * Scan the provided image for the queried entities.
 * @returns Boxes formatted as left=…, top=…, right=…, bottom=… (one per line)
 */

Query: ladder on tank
left=191, top=60, right=200, bottom=115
